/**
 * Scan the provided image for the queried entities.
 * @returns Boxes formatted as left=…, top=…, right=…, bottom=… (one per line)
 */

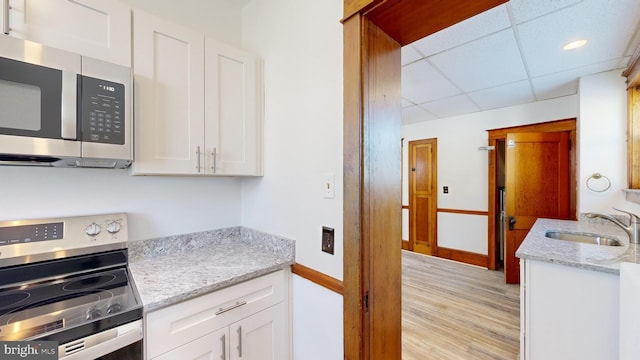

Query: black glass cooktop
left=0, top=251, right=142, bottom=343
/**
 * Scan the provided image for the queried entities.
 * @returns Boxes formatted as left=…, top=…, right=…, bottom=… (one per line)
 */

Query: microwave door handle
left=2, top=0, right=9, bottom=34
left=61, top=71, right=77, bottom=140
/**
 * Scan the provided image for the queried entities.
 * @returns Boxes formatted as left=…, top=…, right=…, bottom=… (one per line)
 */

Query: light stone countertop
left=128, top=227, right=294, bottom=312
left=516, top=218, right=640, bottom=274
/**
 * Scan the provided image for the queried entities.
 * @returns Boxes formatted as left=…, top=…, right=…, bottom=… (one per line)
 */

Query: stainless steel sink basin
left=545, top=230, right=623, bottom=246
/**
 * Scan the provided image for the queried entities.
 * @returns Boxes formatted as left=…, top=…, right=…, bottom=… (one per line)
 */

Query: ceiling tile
left=429, top=29, right=528, bottom=92
left=508, top=0, right=583, bottom=24
left=402, top=46, right=423, bottom=66
left=419, top=95, right=480, bottom=118
left=402, top=60, right=461, bottom=104
left=517, top=0, right=640, bottom=77
left=467, top=80, right=534, bottom=110
left=531, top=59, right=621, bottom=100
left=402, top=105, right=437, bottom=125
left=410, top=4, right=511, bottom=56
left=402, top=98, right=414, bottom=108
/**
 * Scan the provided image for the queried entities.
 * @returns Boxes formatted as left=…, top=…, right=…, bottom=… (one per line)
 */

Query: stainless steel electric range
left=0, top=213, right=143, bottom=359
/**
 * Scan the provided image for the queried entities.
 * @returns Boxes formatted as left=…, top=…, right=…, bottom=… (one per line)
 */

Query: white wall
left=292, top=276, right=343, bottom=360
left=578, top=70, right=630, bottom=213
left=402, top=95, right=578, bottom=254
left=0, top=166, right=242, bottom=241
left=121, top=0, right=244, bottom=46
left=0, top=1, right=245, bottom=241
left=241, top=0, right=344, bottom=359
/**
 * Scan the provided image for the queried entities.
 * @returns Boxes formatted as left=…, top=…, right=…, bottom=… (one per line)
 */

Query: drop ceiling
left=401, top=0, right=640, bottom=124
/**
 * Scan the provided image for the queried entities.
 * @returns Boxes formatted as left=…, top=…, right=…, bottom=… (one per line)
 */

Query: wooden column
left=343, top=12, right=402, bottom=360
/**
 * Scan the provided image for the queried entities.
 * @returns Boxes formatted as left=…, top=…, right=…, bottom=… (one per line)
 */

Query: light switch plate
left=323, top=173, right=335, bottom=199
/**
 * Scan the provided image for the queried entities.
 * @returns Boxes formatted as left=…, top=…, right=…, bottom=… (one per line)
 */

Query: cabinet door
left=6, top=0, right=131, bottom=66
left=205, top=38, right=262, bottom=176
left=132, top=11, right=205, bottom=175
left=153, top=327, right=229, bottom=360
left=229, top=303, right=288, bottom=360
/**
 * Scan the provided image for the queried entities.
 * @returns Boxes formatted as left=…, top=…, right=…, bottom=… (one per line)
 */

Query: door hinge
left=364, top=291, right=369, bottom=313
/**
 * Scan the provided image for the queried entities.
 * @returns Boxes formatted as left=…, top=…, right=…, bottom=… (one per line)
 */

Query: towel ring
left=586, top=173, right=611, bottom=192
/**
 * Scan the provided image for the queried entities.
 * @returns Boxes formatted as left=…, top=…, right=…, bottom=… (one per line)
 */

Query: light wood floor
left=402, top=250, right=520, bottom=360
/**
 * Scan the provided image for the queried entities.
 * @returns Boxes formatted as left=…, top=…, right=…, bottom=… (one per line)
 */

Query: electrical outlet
left=322, top=226, right=335, bottom=255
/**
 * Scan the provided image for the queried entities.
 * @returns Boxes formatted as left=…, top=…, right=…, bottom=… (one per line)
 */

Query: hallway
left=402, top=251, right=520, bottom=359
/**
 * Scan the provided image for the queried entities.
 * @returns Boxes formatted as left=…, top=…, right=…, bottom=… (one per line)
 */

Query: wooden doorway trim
left=343, top=1, right=510, bottom=359
left=486, top=118, right=577, bottom=270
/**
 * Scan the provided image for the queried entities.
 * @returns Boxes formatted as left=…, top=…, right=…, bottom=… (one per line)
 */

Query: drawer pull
left=220, top=333, right=226, bottom=360
left=215, top=300, right=247, bottom=315
left=237, top=326, right=243, bottom=357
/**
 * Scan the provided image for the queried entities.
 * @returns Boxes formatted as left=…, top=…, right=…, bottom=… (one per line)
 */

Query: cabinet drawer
left=146, top=269, right=287, bottom=359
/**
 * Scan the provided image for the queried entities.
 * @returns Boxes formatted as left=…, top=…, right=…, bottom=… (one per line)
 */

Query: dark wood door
left=505, top=132, right=570, bottom=284
left=408, top=138, right=437, bottom=255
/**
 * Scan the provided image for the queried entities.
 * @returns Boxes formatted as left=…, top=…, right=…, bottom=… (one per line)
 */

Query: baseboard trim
left=291, top=263, right=344, bottom=295
left=436, top=247, right=488, bottom=268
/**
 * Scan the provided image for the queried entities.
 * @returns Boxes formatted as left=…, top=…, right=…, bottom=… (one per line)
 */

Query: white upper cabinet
left=205, top=38, right=262, bottom=176
left=132, top=10, right=263, bottom=176
left=132, top=10, right=205, bottom=175
left=3, top=0, right=131, bottom=67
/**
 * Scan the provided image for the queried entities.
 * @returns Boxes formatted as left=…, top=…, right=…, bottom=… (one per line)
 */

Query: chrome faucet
left=585, top=208, right=640, bottom=244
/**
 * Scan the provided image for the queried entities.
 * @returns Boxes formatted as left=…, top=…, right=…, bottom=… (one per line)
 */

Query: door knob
left=508, top=216, right=516, bottom=230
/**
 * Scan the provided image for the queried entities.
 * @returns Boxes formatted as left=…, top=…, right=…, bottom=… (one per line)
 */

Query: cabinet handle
left=220, top=333, right=226, bottom=360
left=196, top=146, right=201, bottom=172
left=237, top=326, right=242, bottom=358
left=215, top=300, right=247, bottom=315
left=2, top=0, right=9, bottom=34
left=61, top=71, right=77, bottom=139
left=211, top=147, right=217, bottom=173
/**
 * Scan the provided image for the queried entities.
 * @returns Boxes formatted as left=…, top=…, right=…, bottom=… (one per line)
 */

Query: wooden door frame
left=486, top=119, right=577, bottom=270
left=408, top=138, right=438, bottom=255
left=342, top=1, right=509, bottom=359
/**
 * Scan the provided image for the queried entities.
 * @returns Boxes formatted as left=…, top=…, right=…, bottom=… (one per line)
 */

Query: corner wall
left=578, top=70, right=630, bottom=213
left=241, top=0, right=344, bottom=359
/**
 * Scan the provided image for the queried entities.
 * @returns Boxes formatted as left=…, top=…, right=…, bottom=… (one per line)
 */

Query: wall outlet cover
left=322, top=226, right=335, bottom=255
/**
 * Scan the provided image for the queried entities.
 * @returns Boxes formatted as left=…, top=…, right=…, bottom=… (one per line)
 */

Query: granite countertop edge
left=134, top=260, right=293, bottom=313
left=516, top=217, right=640, bottom=275
left=128, top=227, right=295, bottom=313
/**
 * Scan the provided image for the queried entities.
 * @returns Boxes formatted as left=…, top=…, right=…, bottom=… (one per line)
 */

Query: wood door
left=408, top=138, right=437, bottom=255
left=505, top=132, right=570, bottom=284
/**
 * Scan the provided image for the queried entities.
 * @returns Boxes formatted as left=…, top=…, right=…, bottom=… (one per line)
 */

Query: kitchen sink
left=545, top=230, right=623, bottom=246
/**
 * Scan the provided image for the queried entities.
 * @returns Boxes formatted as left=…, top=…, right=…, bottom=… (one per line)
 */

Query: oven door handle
left=58, top=319, right=142, bottom=360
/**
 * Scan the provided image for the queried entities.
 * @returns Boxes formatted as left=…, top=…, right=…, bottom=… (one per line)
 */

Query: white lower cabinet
left=520, top=259, right=619, bottom=360
left=145, top=269, right=290, bottom=360
left=154, top=327, right=227, bottom=360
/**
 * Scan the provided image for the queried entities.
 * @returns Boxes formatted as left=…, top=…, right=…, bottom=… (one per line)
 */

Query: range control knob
left=86, top=308, right=102, bottom=320
left=107, top=303, right=122, bottom=314
left=106, top=221, right=121, bottom=234
left=85, top=223, right=101, bottom=237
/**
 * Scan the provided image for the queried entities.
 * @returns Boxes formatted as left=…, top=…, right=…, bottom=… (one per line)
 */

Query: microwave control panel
left=79, top=75, right=125, bottom=145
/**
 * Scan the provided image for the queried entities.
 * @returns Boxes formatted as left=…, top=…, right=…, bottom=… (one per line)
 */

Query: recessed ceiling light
left=563, top=39, right=588, bottom=50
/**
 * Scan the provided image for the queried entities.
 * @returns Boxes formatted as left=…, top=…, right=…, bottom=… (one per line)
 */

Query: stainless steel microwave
left=0, top=36, right=132, bottom=168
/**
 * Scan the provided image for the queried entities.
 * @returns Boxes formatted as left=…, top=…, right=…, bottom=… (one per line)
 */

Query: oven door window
left=0, top=57, right=65, bottom=139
